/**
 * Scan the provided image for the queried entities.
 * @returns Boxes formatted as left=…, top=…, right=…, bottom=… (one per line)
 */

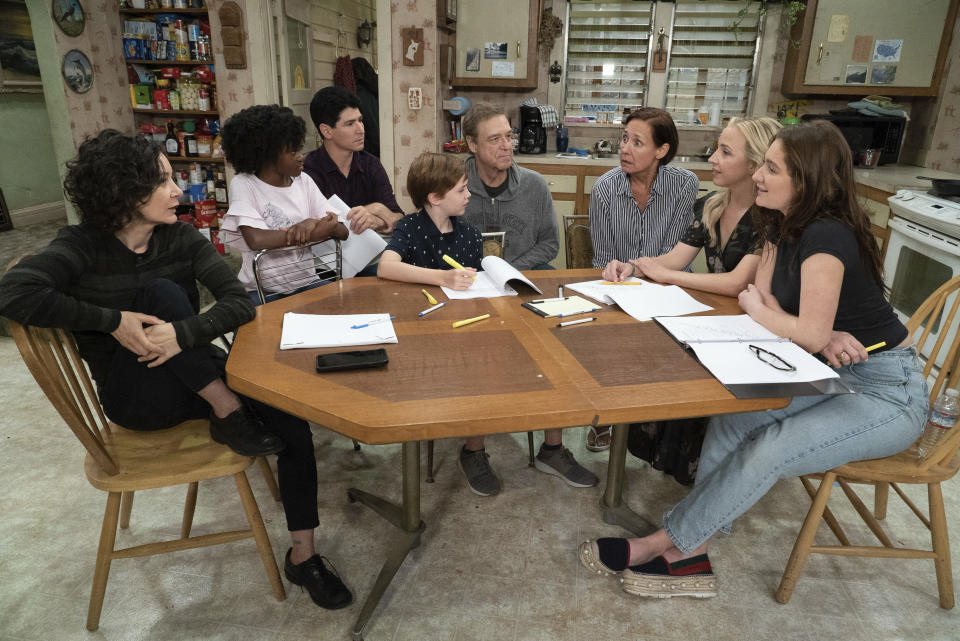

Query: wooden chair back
left=9, top=321, right=118, bottom=475
left=563, top=215, right=593, bottom=269
left=481, top=231, right=506, bottom=259
left=252, top=238, right=342, bottom=304
left=904, top=273, right=960, bottom=469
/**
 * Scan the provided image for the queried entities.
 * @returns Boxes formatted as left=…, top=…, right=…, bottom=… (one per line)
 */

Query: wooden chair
left=9, top=321, right=286, bottom=630
left=776, top=274, right=960, bottom=609
left=563, top=215, right=593, bottom=269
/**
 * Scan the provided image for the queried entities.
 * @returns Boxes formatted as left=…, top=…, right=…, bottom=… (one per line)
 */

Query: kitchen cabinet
left=451, top=0, right=539, bottom=89
left=781, top=0, right=959, bottom=96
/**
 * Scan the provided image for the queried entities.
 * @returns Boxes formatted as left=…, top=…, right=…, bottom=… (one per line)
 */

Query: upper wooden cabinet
left=781, top=0, right=959, bottom=96
left=451, top=0, right=539, bottom=89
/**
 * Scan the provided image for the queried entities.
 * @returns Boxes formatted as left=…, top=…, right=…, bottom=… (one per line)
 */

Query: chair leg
left=527, top=431, right=535, bottom=467
left=928, top=482, right=955, bottom=609
left=800, top=476, right=849, bottom=545
left=234, top=471, right=286, bottom=602
left=874, top=482, right=890, bottom=520
left=426, top=439, right=435, bottom=483
left=257, top=456, right=282, bottom=502
left=776, top=472, right=836, bottom=604
left=87, top=492, right=121, bottom=631
left=181, top=482, right=198, bottom=539
left=119, top=491, right=135, bottom=530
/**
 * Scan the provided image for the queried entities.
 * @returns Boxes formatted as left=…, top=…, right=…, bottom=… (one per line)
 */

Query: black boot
left=209, top=404, right=285, bottom=457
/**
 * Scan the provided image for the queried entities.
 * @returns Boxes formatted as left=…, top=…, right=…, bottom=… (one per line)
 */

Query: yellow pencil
left=442, top=254, right=479, bottom=280
left=601, top=281, right=645, bottom=285
left=452, top=313, right=490, bottom=328
left=422, top=289, right=438, bottom=305
left=865, top=341, right=886, bottom=353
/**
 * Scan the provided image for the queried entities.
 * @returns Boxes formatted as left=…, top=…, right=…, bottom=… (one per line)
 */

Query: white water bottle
left=917, top=388, right=959, bottom=460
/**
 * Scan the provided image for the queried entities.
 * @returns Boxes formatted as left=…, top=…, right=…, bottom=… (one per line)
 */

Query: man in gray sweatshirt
left=462, top=104, right=559, bottom=270
left=456, top=104, right=596, bottom=498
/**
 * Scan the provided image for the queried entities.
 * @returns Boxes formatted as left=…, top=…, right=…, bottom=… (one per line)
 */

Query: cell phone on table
left=315, top=348, right=389, bottom=373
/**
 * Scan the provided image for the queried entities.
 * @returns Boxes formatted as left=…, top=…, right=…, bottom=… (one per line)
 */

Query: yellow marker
left=601, top=281, right=645, bottom=285
left=442, top=254, right=478, bottom=280
left=422, top=289, right=438, bottom=305
left=452, top=313, right=490, bottom=328
left=865, top=341, right=887, bottom=353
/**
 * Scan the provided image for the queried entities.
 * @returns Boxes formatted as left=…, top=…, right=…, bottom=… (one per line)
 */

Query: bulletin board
left=451, top=0, right=538, bottom=89
left=800, top=0, right=952, bottom=90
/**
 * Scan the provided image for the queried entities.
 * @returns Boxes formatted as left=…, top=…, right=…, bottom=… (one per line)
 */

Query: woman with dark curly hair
left=220, top=104, right=348, bottom=303
left=0, top=129, right=353, bottom=610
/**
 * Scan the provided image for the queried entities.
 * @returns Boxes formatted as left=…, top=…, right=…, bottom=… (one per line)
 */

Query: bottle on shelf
left=214, top=170, right=227, bottom=204
left=917, top=388, right=959, bottom=460
left=164, top=120, right=181, bottom=156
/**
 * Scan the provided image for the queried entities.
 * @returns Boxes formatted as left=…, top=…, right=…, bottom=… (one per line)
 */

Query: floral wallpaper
left=49, top=3, right=131, bottom=146
left=914, top=16, right=960, bottom=172
left=388, top=0, right=438, bottom=212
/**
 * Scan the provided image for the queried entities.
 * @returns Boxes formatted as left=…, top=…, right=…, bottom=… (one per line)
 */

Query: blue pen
left=350, top=316, right=396, bottom=329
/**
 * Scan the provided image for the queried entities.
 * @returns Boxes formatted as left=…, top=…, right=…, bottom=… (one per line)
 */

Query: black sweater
left=0, top=222, right=255, bottom=385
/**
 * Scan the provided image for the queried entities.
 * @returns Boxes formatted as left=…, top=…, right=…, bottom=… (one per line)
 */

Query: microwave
left=801, top=113, right=906, bottom=166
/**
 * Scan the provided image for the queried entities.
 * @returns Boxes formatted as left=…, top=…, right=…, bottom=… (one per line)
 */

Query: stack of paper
left=565, top=279, right=712, bottom=321
left=316, top=195, right=388, bottom=278
left=279, top=313, right=398, bottom=350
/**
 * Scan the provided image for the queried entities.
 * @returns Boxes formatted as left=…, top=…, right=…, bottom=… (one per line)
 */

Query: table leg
left=347, top=441, right=425, bottom=641
left=599, top=423, right=656, bottom=536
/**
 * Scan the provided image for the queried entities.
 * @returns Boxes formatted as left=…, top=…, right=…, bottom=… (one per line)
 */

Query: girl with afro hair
left=220, top=104, right=348, bottom=304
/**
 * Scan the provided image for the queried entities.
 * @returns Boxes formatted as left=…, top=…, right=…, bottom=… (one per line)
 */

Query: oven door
left=883, top=216, right=960, bottom=367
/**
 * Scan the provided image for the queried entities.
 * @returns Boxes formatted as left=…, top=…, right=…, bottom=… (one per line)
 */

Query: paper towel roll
left=442, top=96, right=472, bottom=116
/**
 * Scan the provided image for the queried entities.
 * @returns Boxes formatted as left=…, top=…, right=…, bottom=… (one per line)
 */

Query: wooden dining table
left=226, top=269, right=788, bottom=640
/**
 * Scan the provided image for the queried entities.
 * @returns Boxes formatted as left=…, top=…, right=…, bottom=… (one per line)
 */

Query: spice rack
left=120, top=2, right=229, bottom=253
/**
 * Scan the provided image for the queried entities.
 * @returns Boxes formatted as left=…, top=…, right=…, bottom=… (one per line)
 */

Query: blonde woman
left=594, top=117, right=781, bottom=474
left=611, top=116, right=783, bottom=296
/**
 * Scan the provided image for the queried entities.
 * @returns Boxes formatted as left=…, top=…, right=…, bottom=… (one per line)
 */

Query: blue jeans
left=661, top=347, right=928, bottom=554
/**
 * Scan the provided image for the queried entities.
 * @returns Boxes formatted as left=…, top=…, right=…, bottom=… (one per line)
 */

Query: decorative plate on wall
left=61, top=49, right=92, bottom=93
left=52, top=0, right=85, bottom=38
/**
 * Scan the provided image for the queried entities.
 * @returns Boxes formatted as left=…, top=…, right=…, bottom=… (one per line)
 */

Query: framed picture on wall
left=0, top=187, right=12, bottom=232
left=61, top=49, right=93, bottom=93
left=0, top=0, right=42, bottom=92
left=52, top=0, right=85, bottom=38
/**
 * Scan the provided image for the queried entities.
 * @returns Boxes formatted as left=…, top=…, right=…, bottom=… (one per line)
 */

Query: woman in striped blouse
left=589, top=108, right=698, bottom=279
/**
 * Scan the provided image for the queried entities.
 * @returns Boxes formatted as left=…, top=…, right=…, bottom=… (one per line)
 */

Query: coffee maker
left=519, top=105, right=547, bottom=154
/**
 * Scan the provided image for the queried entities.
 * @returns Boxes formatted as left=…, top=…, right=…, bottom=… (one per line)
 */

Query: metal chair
left=252, top=238, right=343, bottom=304
left=8, top=320, right=285, bottom=631
left=776, top=274, right=960, bottom=609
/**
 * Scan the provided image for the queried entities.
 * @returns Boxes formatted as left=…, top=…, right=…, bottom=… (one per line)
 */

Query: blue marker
left=350, top=316, right=396, bottom=329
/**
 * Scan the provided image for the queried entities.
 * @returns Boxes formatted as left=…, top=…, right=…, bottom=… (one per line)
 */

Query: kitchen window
left=563, top=0, right=653, bottom=122
left=562, top=0, right=763, bottom=124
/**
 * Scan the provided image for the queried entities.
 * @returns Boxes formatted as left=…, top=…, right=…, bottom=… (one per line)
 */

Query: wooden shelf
left=134, top=109, right=219, bottom=116
left=166, top=155, right=225, bottom=163
left=125, top=59, right=213, bottom=67
left=120, top=8, right=208, bottom=15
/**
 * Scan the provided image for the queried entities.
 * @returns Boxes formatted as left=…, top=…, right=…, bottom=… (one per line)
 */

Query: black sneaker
left=209, top=405, right=285, bottom=457
left=458, top=447, right=502, bottom=496
left=284, top=549, right=353, bottom=609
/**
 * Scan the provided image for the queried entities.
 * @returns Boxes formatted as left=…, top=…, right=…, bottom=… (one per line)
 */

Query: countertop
left=511, top=153, right=960, bottom=193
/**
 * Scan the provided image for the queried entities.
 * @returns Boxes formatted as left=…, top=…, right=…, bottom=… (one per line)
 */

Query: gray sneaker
left=535, top=446, right=598, bottom=488
left=458, top=448, right=502, bottom=496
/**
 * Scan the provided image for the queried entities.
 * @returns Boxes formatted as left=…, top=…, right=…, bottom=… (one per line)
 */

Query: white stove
left=885, top=189, right=960, bottom=367
left=888, top=189, right=960, bottom=241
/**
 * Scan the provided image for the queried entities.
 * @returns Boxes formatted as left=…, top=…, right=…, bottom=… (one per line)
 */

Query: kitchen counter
left=853, top=164, right=960, bottom=193
left=512, top=153, right=713, bottom=172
